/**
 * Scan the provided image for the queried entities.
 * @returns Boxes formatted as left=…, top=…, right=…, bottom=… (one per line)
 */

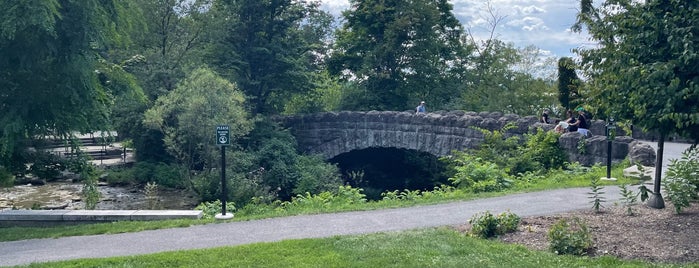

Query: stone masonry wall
left=277, top=111, right=641, bottom=165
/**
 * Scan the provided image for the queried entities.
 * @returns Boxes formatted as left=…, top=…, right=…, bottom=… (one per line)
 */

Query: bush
left=103, top=167, right=134, bottom=186
left=448, top=152, right=512, bottom=193
left=663, top=147, right=699, bottom=214
left=195, top=200, right=236, bottom=219
left=548, top=217, right=593, bottom=255
left=0, top=166, right=13, bottom=187
left=132, top=161, right=187, bottom=188
left=29, top=152, right=66, bottom=181
left=468, top=210, right=521, bottom=238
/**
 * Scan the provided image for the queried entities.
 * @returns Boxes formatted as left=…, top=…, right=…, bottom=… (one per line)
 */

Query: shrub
left=195, top=200, right=236, bottom=219
left=103, top=167, right=134, bottom=186
left=29, top=152, right=66, bottom=181
left=663, top=147, right=699, bottom=214
left=0, top=166, right=13, bottom=187
left=588, top=176, right=605, bottom=213
left=468, top=210, right=521, bottom=238
left=619, top=184, right=638, bottom=216
left=448, top=152, right=512, bottom=193
left=132, top=161, right=187, bottom=188
left=548, top=217, right=593, bottom=256
left=521, top=129, right=567, bottom=171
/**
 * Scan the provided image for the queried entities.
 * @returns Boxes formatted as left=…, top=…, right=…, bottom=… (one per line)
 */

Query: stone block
left=0, top=210, right=68, bottom=221
left=623, top=165, right=655, bottom=180
left=131, top=210, right=203, bottom=220
left=63, top=210, right=135, bottom=221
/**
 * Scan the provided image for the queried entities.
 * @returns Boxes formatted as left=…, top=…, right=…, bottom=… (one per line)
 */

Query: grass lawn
left=18, top=228, right=681, bottom=268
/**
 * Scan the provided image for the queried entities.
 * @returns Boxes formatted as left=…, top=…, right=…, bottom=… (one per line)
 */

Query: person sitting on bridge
left=416, top=101, right=426, bottom=114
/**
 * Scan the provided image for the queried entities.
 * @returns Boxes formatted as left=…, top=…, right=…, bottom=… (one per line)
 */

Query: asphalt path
left=0, top=141, right=692, bottom=267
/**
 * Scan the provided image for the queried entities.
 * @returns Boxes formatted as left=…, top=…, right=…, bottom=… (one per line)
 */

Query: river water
left=0, top=181, right=200, bottom=210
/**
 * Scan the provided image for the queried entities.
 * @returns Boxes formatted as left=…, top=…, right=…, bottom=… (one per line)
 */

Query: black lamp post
left=603, top=117, right=617, bottom=180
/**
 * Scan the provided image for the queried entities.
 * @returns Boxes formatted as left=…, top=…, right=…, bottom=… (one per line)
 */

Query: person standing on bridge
left=416, top=101, right=426, bottom=114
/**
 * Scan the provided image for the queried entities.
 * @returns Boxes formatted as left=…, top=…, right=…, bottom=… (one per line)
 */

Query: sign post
left=215, top=125, right=234, bottom=220
left=602, top=118, right=617, bottom=181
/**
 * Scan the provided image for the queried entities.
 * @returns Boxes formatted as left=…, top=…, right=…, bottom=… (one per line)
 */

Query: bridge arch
left=276, top=111, right=541, bottom=160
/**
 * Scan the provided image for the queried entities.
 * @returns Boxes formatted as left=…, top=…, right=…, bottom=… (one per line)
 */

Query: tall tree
left=0, top=0, right=141, bottom=172
left=328, top=0, right=468, bottom=111
left=557, top=57, right=580, bottom=111
left=128, top=0, right=213, bottom=99
left=209, top=0, right=322, bottom=115
left=574, top=0, right=699, bottom=208
left=143, top=67, right=251, bottom=176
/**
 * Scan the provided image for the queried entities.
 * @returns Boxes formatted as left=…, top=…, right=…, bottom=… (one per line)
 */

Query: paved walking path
left=0, top=187, right=623, bottom=267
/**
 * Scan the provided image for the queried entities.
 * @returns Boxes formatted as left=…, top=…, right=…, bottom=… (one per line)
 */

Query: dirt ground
left=457, top=202, right=699, bottom=264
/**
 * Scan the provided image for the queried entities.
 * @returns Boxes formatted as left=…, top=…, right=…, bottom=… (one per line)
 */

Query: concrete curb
left=0, top=210, right=202, bottom=227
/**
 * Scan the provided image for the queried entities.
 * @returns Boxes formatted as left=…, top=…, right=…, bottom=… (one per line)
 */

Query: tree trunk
left=647, top=132, right=665, bottom=209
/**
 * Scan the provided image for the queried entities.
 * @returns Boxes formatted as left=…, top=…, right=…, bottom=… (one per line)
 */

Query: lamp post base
left=215, top=213, right=235, bottom=220
left=600, top=177, right=617, bottom=181
left=646, top=192, right=665, bottom=209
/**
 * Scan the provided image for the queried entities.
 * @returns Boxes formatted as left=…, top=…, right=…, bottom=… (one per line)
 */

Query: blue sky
left=319, top=0, right=593, bottom=59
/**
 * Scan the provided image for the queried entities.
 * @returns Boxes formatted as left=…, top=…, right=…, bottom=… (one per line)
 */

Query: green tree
left=209, top=0, right=323, bottom=115
left=143, top=67, right=252, bottom=177
left=128, top=0, right=213, bottom=99
left=329, top=0, right=468, bottom=111
left=557, top=57, right=581, bottom=111
left=574, top=0, right=699, bottom=208
left=0, top=0, right=141, bottom=172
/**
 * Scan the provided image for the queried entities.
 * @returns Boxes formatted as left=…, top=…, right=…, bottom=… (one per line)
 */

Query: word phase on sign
left=216, top=125, right=231, bottom=146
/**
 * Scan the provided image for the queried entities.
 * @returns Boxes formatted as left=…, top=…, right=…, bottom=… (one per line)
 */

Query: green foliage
left=588, top=177, right=605, bottom=213
left=0, top=166, right=12, bottom=187
left=548, top=217, right=593, bottom=256
left=103, top=167, right=133, bottom=186
left=663, top=147, right=699, bottom=214
left=144, top=182, right=159, bottom=210
left=520, top=129, right=567, bottom=172
left=619, top=184, right=638, bottom=216
left=28, top=152, right=66, bottom=181
left=81, top=165, right=101, bottom=210
left=577, top=136, right=587, bottom=155
left=0, top=0, right=142, bottom=173
left=448, top=153, right=512, bottom=193
left=131, top=162, right=187, bottom=189
left=557, top=57, right=581, bottom=110
left=293, top=155, right=343, bottom=196
left=329, top=0, right=468, bottom=111
left=575, top=0, right=699, bottom=143
left=195, top=200, right=237, bottom=220
left=468, top=210, right=521, bottom=239
left=143, top=67, right=252, bottom=173
left=447, top=125, right=568, bottom=193
left=280, top=186, right=368, bottom=212
left=457, top=41, right=559, bottom=115
left=209, top=0, right=325, bottom=114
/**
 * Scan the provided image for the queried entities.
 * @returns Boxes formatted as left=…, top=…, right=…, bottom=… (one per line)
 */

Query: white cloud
left=516, top=5, right=546, bottom=15
left=507, top=17, right=549, bottom=31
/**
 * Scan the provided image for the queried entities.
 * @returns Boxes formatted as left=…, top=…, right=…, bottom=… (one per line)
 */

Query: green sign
left=216, top=125, right=230, bottom=146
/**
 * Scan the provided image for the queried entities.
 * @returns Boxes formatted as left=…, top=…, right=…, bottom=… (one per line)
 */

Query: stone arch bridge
left=276, top=111, right=648, bottom=166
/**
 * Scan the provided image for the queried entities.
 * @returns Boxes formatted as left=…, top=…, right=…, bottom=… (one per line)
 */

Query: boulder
left=628, top=141, right=656, bottom=166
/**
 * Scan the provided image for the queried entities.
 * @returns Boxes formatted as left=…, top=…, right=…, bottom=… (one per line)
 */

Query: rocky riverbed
left=0, top=181, right=200, bottom=210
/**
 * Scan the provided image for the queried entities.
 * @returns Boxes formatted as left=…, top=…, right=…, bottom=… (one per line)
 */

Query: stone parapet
left=277, top=111, right=648, bottom=165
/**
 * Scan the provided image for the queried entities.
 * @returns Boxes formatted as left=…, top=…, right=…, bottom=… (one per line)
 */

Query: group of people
left=542, top=107, right=590, bottom=136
